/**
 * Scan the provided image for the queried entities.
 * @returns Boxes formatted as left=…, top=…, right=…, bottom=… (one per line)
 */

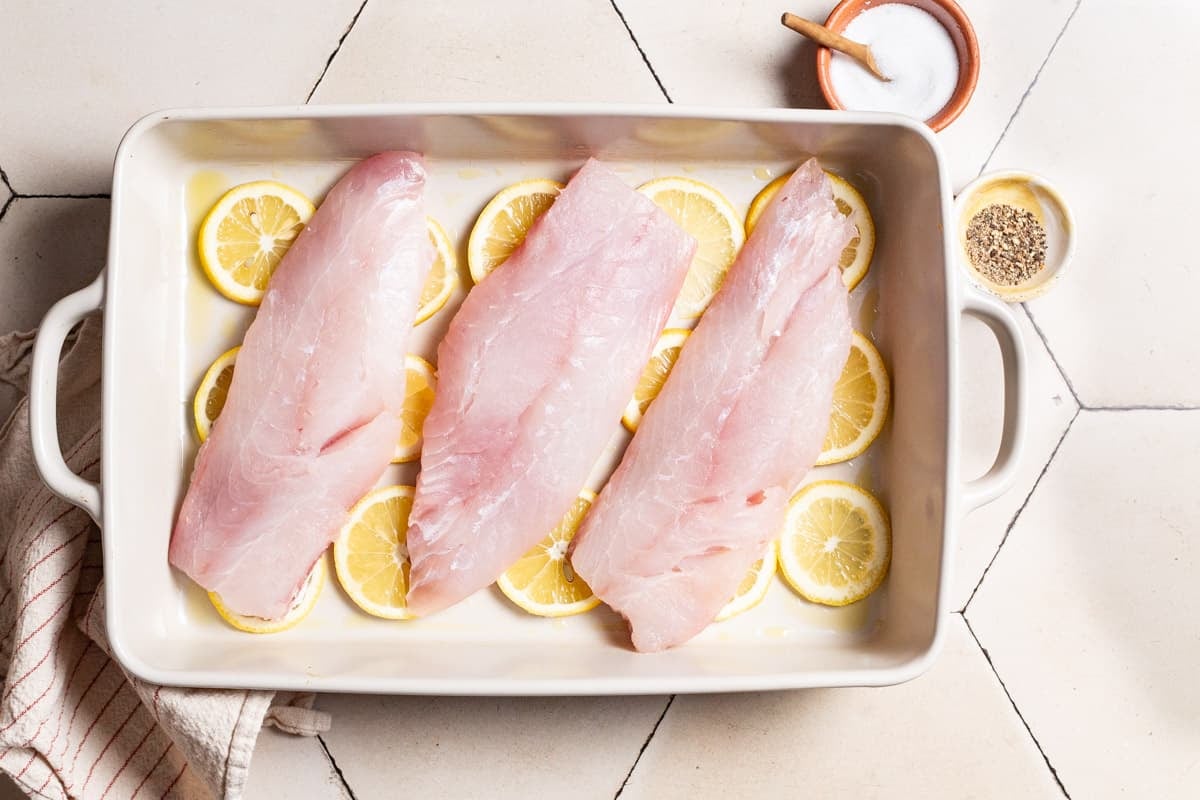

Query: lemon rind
left=197, top=180, right=315, bottom=306
left=778, top=480, right=891, bottom=607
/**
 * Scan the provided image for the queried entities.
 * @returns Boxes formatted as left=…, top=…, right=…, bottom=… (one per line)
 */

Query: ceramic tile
left=0, top=198, right=108, bottom=334
left=617, top=0, right=1076, bottom=188
left=986, top=0, right=1200, bottom=406
left=0, top=197, right=107, bottom=423
left=954, top=306, right=1077, bottom=608
left=0, top=0, right=362, bottom=194
left=622, top=616, right=1060, bottom=800
left=312, top=0, right=666, bottom=105
left=969, top=410, right=1200, bottom=798
left=245, top=729, right=349, bottom=800
left=317, top=693, right=666, bottom=798
left=935, top=0, right=1078, bottom=189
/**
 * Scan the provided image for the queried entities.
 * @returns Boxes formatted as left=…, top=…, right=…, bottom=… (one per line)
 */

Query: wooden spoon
left=781, top=12, right=891, bottom=82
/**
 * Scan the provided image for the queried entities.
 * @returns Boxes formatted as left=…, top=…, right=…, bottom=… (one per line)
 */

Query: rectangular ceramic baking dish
left=29, top=104, right=1026, bottom=694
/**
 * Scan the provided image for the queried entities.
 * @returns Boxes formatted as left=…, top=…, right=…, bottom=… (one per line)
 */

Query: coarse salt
left=828, top=4, right=960, bottom=122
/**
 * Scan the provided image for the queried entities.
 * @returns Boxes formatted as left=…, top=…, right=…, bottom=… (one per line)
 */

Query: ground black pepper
left=965, top=203, right=1047, bottom=286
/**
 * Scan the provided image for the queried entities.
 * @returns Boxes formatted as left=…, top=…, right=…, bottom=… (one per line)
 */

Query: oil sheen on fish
left=405, top=158, right=697, bottom=616
left=570, top=159, right=855, bottom=652
left=169, top=152, right=433, bottom=620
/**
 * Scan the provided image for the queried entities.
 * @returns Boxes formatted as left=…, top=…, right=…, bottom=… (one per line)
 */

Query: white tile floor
left=2, top=1, right=1197, bottom=798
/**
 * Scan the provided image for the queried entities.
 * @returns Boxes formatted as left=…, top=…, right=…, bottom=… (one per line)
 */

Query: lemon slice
left=745, top=170, right=875, bottom=291
left=198, top=180, right=316, bottom=305
left=816, top=331, right=890, bottom=466
left=620, top=328, right=690, bottom=433
left=209, top=558, right=326, bottom=634
left=638, top=177, right=745, bottom=320
left=497, top=491, right=600, bottom=617
left=467, top=179, right=563, bottom=284
left=778, top=481, right=891, bottom=606
left=393, top=355, right=437, bottom=464
left=715, top=543, right=777, bottom=622
left=193, top=346, right=240, bottom=443
left=334, top=485, right=415, bottom=620
left=415, top=218, right=459, bottom=325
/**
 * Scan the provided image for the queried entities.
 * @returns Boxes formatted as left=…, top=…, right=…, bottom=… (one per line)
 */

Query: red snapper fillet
left=569, top=159, right=855, bottom=652
left=170, top=152, right=433, bottom=620
left=405, top=159, right=696, bottom=616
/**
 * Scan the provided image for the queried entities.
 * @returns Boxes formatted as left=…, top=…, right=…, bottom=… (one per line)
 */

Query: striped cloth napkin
left=0, top=316, right=329, bottom=799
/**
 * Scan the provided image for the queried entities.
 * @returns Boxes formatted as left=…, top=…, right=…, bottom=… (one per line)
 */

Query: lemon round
left=638, top=176, right=745, bottom=320
left=193, top=346, right=240, bottom=443
left=198, top=180, right=315, bottom=305
left=621, top=328, right=691, bottom=433
left=816, top=331, right=890, bottom=466
left=715, top=543, right=777, bottom=622
left=209, top=558, right=326, bottom=634
left=334, top=485, right=416, bottom=620
left=467, top=178, right=563, bottom=284
left=497, top=491, right=600, bottom=617
left=778, top=481, right=891, bottom=607
left=415, top=217, right=458, bottom=325
left=745, top=170, right=875, bottom=291
left=393, top=355, right=437, bottom=464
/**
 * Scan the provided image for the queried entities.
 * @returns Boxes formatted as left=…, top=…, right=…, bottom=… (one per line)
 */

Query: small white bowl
left=954, top=170, right=1075, bottom=302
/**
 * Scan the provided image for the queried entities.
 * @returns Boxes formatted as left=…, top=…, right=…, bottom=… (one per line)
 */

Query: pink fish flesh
left=569, top=159, right=855, bottom=652
left=169, top=152, right=433, bottom=620
left=405, top=158, right=697, bottom=616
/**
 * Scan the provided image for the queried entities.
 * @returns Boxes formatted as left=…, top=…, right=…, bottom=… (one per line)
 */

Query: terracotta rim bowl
left=816, top=0, right=980, bottom=132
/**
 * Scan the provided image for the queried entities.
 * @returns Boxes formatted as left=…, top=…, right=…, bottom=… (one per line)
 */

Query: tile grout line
left=1021, top=303, right=1083, bottom=407
left=305, top=0, right=370, bottom=103
left=961, top=407, right=1079, bottom=613
left=607, top=0, right=674, bottom=103
left=12, top=193, right=110, bottom=200
left=962, top=615, right=1072, bottom=799
left=976, top=0, right=1085, bottom=176
left=0, top=165, right=17, bottom=222
left=1087, top=404, right=1200, bottom=412
left=316, top=733, right=360, bottom=800
left=613, top=695, right=675, bottom=798
left=1023, top=301, right=1200, bottom=410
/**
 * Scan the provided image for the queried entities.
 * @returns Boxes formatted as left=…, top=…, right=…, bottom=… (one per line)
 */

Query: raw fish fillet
left=405, top=159, right=696, bottom=616
left=570, top=159, right=855, bottom=652
left=170, top=152, right=433, bottom=620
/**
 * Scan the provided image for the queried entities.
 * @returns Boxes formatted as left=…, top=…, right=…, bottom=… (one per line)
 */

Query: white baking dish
left=30, top=104, right=1026, bottom=694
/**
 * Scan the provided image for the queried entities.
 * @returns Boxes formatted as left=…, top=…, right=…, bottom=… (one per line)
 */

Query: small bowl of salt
left=954, top=170, right=1076, bottom=302
left=816, top=0, right=980, bottom=131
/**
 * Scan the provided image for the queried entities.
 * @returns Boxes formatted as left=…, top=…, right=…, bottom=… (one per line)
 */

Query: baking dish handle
left=30, top=273, right=105, bottom=524
left=959, top=289, right=1028, bottom=512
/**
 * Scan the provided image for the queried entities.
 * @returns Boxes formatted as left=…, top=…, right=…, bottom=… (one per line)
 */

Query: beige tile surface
left=618, top=0, right=1078, bottom=187
left=954, top=306, right=1077, bottom=608
left=621, top=616, right=1062, bottom=800
left=0, top=0, right=362, bottom=193
left=935, top=0, right=1079, bottom=189
left=987, top=0, right=1200, bottom=406
left=969, top=410, right=1200, bottom=798
left=0, top=198, right=108, bottom=333
left=316, top=693, right=667, bottom=798
left=312, top=0, right=667, bottom=105
left=244, top=729, right=349, bottom=800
